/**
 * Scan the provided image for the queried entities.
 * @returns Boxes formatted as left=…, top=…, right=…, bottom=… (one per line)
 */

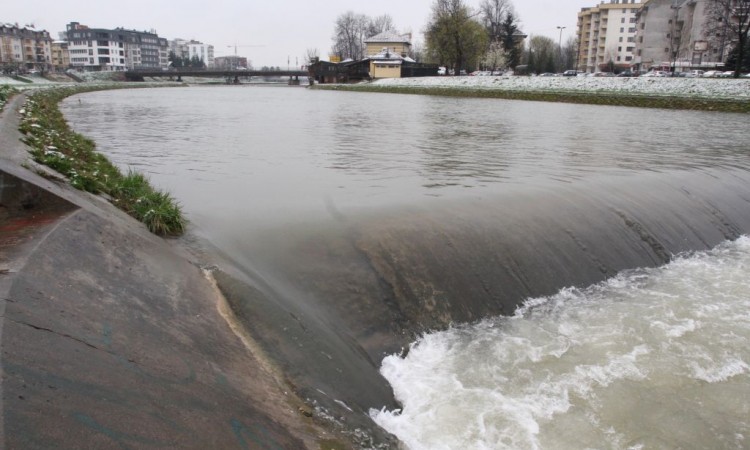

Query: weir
left=210, top=165, right=750, bottom=443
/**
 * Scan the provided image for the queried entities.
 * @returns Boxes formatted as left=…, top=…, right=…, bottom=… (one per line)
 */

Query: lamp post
left=557, top=26, right=566, bottom=71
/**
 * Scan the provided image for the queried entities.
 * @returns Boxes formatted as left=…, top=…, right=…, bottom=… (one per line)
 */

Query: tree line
left=168, top=51, right=206, bottom=69
left=328, top=0, right=747, bottom=76
left=328, top=0, right=577, bottom=75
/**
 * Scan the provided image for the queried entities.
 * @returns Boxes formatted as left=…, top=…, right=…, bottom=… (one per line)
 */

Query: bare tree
left=305, top=48, right=320, bottom=65
left=525, top=35, right=556, bottom=74
left=560, top=35, right=578, bottom=71
left=331, top=12, right=401, bottom=60
left=704, top=0, right=749, bottom=77
left=410, top=39, right=425, bottom=62
left=480, top=0, right=514, bottom=42
left=368, top=14, right=396, bottom=37
left=331, top=11, right=370, bottom=60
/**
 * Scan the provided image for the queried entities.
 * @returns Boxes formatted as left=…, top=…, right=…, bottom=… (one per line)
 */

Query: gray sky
left=6, top=0, right=594, bottom=67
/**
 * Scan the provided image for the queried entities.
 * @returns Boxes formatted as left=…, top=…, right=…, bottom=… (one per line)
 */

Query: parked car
left=718, top=71, right=735, bottom=78
left=642, top=70, right=667, bottom=77
left=617, top=70, right=636, bottom=77
left=702, top=70, right=720, bottom=77
left=563, top=70, right=578, bottom=77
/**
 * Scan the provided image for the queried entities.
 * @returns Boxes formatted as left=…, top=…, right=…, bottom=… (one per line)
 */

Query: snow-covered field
left=373, top=75, right=750, bottom=100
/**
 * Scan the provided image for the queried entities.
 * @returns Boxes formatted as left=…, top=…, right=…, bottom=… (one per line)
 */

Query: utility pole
left=557, top=26, right=566, bottom=71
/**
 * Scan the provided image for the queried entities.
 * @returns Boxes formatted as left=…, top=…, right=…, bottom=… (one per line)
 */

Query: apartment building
left=0, top=23, right=52, bottom=72
left=169, top=39, right=215, bottom=67
left=51, top=41, right=70, bottom=70
left=634, top=0, right=736, bottom=72
left=64, top=22, right=168, bottom=71
left=577, top=0, right=644, bottom=72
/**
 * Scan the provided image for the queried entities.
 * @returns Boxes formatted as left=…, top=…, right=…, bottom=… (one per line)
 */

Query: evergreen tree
left=500, top=13, right=521, bottom=69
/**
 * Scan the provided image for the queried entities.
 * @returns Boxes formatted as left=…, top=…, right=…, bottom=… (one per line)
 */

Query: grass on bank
left=0, top=85, right=17, bottom=110
left=313, top=83, right=750, bottom=113
left=18, top=86, right=186, bottom=236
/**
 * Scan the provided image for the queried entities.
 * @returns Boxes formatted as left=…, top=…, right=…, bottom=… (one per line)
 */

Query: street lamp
left=557, top=26, right=566, bottom=71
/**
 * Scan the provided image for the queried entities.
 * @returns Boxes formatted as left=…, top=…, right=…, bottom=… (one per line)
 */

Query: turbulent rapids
left=60, top=87, right=750, bottom=447
left=371, top=236, right=750, bottom=449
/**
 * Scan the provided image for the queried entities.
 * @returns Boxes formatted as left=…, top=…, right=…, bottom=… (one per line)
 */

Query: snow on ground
left=372, top=75, right=750, bottom=99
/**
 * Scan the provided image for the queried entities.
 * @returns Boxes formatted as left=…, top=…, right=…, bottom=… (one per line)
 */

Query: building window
left=620, top=27, right=625, bottom=32
left=621, top=17, right=626, bottom=23
left=625, top=56, right=632, bottom=61
left=619, top=37, right=624, bottom=42
left=627, top=46, right=634, bottom=52
left=628, top=28, right=636, bottom=33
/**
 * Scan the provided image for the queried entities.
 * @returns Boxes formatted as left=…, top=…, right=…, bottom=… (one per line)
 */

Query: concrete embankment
left=0, top=94, right=346, bottom=448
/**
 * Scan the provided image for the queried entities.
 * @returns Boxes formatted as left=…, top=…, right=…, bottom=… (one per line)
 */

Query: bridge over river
left=125, top=69, right=310, bottom=84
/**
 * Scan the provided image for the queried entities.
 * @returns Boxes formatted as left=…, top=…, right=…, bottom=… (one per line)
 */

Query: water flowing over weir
left=60, top=87, right=750, bottom=447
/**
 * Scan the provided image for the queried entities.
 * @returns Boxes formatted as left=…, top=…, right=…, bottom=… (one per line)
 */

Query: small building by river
left=308, top=30, right=438, bottom=83
left=308, top=52, right=438, bottom=84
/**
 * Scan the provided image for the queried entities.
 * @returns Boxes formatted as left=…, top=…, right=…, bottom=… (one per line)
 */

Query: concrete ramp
left=0, top=168, right=329, bottom=448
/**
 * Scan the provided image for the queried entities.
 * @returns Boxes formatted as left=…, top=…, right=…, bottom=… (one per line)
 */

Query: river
left=62, top=85, right=750, bottom=449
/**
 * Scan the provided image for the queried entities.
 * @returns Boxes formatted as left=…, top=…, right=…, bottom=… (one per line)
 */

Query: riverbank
left=18, top=86, right=186, bottom=235
left=314, top=76, right=750, bottom=112
left=0, top=92, right=361, bottom=449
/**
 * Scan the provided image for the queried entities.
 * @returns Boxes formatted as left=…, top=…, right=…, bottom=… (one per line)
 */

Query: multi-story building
left=188, top=41, right=214, bottom=67
left=51, top=41, right=70, bottom=71
left=214, top=55, right=248, bottom=70
left=364, top=31, right=413, bottom=57
left=634, top=0, right=736, bottom=73
left=577, top=0, right=644, bottom=73
left=0, top=23, right=52, bottom=72
left=169, top=39, right=214, bottom=67
left=64, top=22, right=168, bottom=71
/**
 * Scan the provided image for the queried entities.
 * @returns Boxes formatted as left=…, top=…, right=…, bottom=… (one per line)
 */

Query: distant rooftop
left=365, top=31, right=412, bottom=44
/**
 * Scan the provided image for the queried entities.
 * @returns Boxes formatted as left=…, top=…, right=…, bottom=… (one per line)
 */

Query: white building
left=577, top=0, right=644, bottom=72
left=634, top=0, right=734, bottom=72
left=65, top=22, right=167, bottom=71
left=170, top=39, right=214, bottom=67
left=188, top=42, right=214, bottom=67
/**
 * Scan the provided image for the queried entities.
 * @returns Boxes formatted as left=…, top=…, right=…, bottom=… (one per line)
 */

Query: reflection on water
left=62, top=86, right=750, bottom=225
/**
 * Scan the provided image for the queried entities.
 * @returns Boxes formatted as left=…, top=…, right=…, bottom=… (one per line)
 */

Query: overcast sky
left=6, top=0, right=599, bottom=68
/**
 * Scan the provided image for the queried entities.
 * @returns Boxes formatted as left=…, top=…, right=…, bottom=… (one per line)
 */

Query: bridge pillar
left=288, top=75, right=300, bottom=86
left=176, top=75, right=182, bottom=82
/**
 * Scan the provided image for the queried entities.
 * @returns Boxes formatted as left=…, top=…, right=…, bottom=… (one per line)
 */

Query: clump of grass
left=112, top=171, right=185, bottom=235
left=18, top=87, right=186, bottom=236
left=0, top=85, right=17, bottom=110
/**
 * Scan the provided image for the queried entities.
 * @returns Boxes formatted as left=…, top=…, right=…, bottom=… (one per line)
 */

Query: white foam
left=372, top=236, right=750, bottom=449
